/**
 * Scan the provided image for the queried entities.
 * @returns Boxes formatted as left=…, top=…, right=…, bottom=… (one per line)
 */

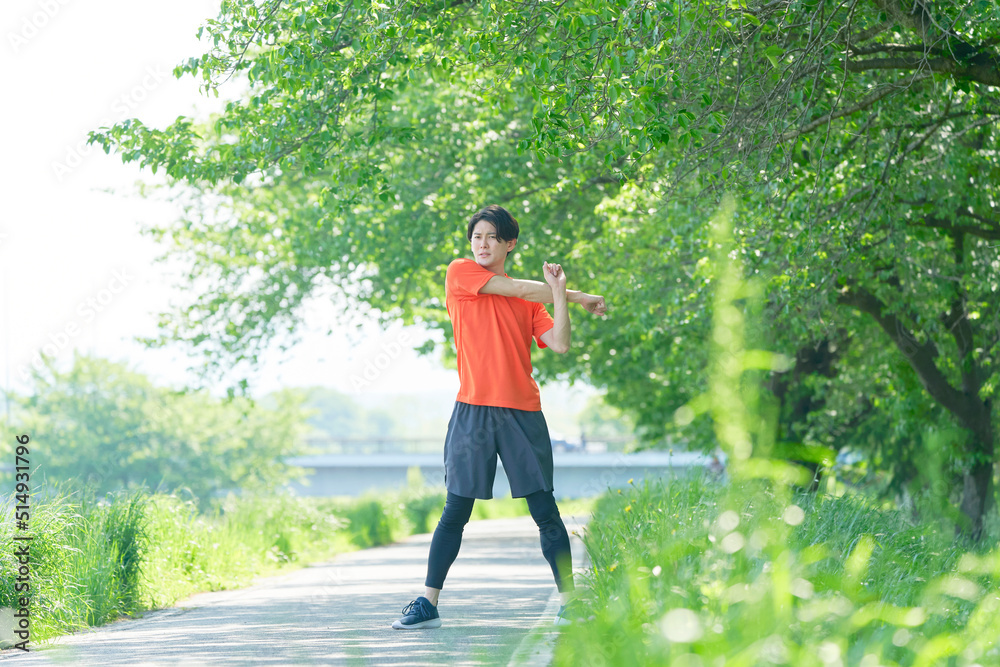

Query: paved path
left=0, top=514, right=590, bottom=666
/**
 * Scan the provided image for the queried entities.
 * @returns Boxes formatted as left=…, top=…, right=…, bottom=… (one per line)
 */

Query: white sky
left=1, top=0, right=597, bottom=417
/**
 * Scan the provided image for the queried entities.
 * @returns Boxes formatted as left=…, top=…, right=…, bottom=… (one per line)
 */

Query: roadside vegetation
left=557, top=473, right=1000, bottom=666
left=555, top=200, right=1000, bottom=665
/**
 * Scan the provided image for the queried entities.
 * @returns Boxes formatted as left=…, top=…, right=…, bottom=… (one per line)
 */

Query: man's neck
left=477, top=257, right=507, bottom=276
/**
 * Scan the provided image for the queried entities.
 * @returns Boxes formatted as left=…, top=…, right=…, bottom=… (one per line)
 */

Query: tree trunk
left=766, top=338, right=841, bottom=492
left=837, top=281, right=996, bottom=539
left=959, top=408, right=995, bottom=540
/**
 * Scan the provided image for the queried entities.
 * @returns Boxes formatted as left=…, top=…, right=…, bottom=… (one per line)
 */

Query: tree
left=4, top=352, right=312, bottom=503
left=90, top=0, right=1000, bottom=535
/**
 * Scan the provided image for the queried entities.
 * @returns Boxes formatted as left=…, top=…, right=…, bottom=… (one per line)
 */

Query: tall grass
left=136, top=491, right=358, bottom=606
left=556, top=474, right=1000, bottom=665
left=553, top=196, right=1000, bottom=665
left=0, top=488, right=149, bottom=641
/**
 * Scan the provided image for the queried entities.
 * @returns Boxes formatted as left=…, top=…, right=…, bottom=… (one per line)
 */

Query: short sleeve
left=447, top=259, right=495, bottom=299
left=532, top=302, right=555, bottom=349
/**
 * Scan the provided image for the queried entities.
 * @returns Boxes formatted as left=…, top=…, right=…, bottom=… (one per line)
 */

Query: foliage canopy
left=90, top=0, right=1000, bottom=532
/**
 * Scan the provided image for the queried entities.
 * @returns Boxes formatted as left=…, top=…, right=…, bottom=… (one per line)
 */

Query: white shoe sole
left=391, top=618, right=442, bottom=629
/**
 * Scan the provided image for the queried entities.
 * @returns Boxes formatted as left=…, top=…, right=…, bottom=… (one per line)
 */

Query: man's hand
left=543, top=261, right=567, bottom=291
left=543, top=261, right=605, bottom=315
left=581, top=293, right=607, bottom=316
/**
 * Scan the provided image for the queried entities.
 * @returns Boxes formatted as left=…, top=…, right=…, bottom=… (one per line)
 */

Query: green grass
left=0, top=488, right=151, bottom=642
left=554, top=473, right=1000, bottom=666
left=137, top=491, right=359, bottom=606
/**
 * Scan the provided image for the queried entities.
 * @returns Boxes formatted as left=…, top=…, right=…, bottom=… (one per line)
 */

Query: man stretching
left=391, top=204, right=607, bottom=629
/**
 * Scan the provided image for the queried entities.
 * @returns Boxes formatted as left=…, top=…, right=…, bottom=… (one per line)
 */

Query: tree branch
left=848, top=42, right=944, bottom=56
left=915, top=216, right=1000, bottom=242
left=778, top=78, right=922, bottom=142
left=940, top=231, right=982, bottom=397
left=957, top=209, right=1000, bottom=230
left=836, top=283, right=971, bottom=422
left=846, top=55, right=1000, bottom=86
left=217, top=0, right=284, bottom=87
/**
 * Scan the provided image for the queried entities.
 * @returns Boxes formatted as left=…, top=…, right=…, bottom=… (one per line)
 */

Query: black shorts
left=442, top=401, right=554, bottom=500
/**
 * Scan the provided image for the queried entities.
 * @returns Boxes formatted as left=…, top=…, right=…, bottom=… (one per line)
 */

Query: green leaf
left=763, top=45, right=784, bottom=68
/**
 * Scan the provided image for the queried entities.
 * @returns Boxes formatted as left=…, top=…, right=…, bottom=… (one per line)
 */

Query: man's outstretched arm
left=480, top=274, right=607, bottom=315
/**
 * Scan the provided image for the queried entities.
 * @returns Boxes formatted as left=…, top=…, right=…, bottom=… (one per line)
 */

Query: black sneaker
left=391, top=596, right=442, bottom=629
left=553, top=598, right=591, bottom=626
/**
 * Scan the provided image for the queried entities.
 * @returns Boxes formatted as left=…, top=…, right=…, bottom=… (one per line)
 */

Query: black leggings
left=424, top=490, right=575, bottom=593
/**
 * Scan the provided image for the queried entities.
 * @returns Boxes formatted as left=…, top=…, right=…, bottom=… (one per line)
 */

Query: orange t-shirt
left=446, top=258, right=555, bottom=411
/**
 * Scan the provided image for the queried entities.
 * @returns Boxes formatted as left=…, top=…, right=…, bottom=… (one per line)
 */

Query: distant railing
left=300, top=435, right=656, bottom=455
left=301, top=437, right=440, bottom=455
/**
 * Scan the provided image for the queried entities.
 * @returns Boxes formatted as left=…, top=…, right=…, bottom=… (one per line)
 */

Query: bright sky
left=1, top=0, right=597, bottom=416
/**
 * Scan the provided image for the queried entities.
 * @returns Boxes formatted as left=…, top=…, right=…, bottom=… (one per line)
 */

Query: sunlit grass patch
left=556, top=473, right=999, bottom=665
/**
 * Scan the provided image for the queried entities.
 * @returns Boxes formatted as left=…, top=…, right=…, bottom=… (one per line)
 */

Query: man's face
left=471, top=220, right=516, bottom=274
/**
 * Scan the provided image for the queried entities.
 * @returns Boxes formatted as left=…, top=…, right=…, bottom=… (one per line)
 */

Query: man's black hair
left=467, top=205, right=520, bottom=245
